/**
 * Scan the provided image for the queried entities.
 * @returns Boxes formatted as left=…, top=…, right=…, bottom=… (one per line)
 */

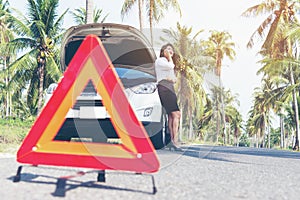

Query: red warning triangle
left=17, top=35, right=160, bottom=173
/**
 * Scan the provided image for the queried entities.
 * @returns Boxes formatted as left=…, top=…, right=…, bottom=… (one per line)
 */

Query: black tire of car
left=149, top=109, right=171, bottom=149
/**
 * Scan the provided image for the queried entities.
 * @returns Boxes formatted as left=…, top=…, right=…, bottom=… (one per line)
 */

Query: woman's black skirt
left=157, top=80, right=180, bottom=114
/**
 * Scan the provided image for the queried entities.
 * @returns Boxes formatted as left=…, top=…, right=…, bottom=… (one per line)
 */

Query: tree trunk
left=6, top=88, right=10, bottom=117
left=9, top=91, right=12, bottom=116
left=36, top=63, right=45, bottom=115
left=268, top=124, right=271, bottom=149
left=215, top=49, right=226, bottom=144
left=138, top=0, right=144, bottom=31
left=216, top=97, right=220, bottom=144
left=179, top=109, right=183, bottom=142
left=262, top=133, right=265, bottom=148
left=189, top=115, right=193, bottom=141
left=255, top=133, right=258, bottom=148
left=149, top=0, right=154, bottom=45
left=227, top=123, right=230, bottom=145
left=219, top=76, right=226, bottom=145
left=215, top=50, right=222, bottom=76
left=280, top=115, right=284, bottom=149
left=86, top=0, right=93, bottom=24
left=290, top=67, right=299, bottom=151
left=4, top=58, right=10, bottom=117
left=256, top=133, right=259, bottom=148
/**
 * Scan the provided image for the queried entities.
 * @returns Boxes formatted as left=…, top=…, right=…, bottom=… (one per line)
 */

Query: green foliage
left=270, top=128, right=281, bottom=148
left=0, top=118, right=33, bottom=152
left=199, top=85, right=242, bottom=145
left=4, top=0, right=67, bottom=115
left=121, top=0, right=181, bottom=44
left=70, top=7, right=109, bottom=24
left=161, top=22, right=209, bottom=142
left=239, top=133, right=250, bottom=147
left=243, top=0, right=300, bottom=150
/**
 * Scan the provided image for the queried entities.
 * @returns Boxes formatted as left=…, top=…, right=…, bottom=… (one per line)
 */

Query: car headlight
left=131, top=82, right=157, bottom=94
left=46, top=83, right=58, bottom=94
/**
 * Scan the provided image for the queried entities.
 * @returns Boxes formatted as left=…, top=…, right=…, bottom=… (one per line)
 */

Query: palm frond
left=45, top=54, right=62, bottom=81
left=164, top=0, right=182, bottom=17
left=261, top=13, right=281, bottom=50
left=70, top=7, right=86, bottom=24
left=241, top=0, right=277, bottom=17
left=7, top=49, right=37, bottom=72
left=121, top=0, right=138, bottom=18
left=3, top=37, right=35, bottom=54
left=8, top=8, right=31, bottom=36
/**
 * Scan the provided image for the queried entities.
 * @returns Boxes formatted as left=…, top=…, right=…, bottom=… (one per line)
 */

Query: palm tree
left=222, top=89, right=242, bottom=145
left=206, top=86, right=242, bottom=145
left=226, top=105, right=243, bottom=146
left=121, top=0, right=144, bottom=31
left=283, top=100, right=298, bottom=148
left=247, top=102, right=268, bottom=148
left=276, top=101, right=291, bottom=148
left=121, top=0, right=181, bottom=45
left=203, top=31, right=236, bottom=77
left=161, top=22, right=207, bottom=141
left=208, top=85, right=224, bottom=143
left=243, top=0, right=300, bottom=150
left=258, top=56, right=298, bottom=149
left=0, top=0, right=14, bottom=117
left=252, top=54, right=300, bottom=149
left=260, top=79, right=275, bottom=148
left=197, top=96, right=214, bottom=141
left=203, top=30, right=236, bottom=143
left=71, top=7, right=109, bottom=25
left=247, top=78, right=278, bottom=148
left=242, top=0, right=298, bottom=51
left=6, top=0, right=68, bottom=115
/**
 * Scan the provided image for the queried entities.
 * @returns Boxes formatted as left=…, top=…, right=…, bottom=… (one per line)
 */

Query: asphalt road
left=1, top=145, right=300, bottom=200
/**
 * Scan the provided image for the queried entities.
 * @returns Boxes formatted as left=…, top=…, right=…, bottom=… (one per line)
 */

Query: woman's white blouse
left=154, top=57, right=176, bottom=83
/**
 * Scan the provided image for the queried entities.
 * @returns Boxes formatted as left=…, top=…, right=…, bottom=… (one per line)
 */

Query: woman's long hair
left=159, top=43, right=180, bottom=69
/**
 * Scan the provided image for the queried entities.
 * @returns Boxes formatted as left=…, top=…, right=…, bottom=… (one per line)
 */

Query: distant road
left=1, top=145, right=300, bottom=199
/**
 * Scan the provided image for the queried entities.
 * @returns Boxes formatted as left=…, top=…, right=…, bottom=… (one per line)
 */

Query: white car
left=44, top=23, right=170, bottom=149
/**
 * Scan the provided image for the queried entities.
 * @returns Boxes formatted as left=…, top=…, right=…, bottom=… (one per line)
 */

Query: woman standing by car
left=155, top=43, right=182, bottom=151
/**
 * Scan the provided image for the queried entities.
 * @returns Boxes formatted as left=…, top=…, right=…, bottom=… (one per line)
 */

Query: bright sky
left=10, top=0, right=266, bottom=120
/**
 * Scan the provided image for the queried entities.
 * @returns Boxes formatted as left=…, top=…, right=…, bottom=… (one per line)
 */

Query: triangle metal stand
left=12, top=165, right=157, bottom=196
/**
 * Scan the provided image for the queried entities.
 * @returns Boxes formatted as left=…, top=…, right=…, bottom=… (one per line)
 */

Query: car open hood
left=61, top=23, right=157, bottom=76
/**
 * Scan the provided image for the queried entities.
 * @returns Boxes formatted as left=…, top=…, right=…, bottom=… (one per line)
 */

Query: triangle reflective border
left=17, top=35, right=160, bottom=173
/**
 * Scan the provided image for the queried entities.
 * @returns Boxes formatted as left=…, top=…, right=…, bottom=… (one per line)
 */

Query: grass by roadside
left=0, top=118, right=34, bottom=153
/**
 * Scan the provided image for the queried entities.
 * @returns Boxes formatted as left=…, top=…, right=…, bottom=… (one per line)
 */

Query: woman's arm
left=155, top=57, right=175, bottom=70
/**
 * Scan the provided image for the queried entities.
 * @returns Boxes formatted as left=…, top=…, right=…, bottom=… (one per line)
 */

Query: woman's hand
left=164, top=49, right=172, bottom=61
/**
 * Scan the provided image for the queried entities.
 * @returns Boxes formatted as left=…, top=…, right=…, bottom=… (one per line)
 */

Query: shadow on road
left=7, top=170, right=155, bottom=197
left=180, top=145, right=300, bottom=163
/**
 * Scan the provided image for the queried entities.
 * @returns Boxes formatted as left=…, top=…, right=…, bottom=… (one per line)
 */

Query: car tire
left=149, top=109, right=170, bottom=149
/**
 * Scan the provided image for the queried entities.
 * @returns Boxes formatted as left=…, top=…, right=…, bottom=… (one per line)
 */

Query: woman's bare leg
left=171, top=111, right=181, bottom=146
left=168, top=114, right=174, bottom=142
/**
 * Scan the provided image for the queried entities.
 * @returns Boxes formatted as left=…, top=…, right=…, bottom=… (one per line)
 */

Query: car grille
left=72, top=100, right=103, bottom=110
left=71, top=80, right=104, bottom=110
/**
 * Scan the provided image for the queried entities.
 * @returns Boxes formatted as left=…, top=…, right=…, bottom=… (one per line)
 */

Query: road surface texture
left=1, top=145, right=300, bottom=199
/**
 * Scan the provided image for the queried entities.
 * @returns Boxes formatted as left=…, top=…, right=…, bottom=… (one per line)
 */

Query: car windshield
left=115, top=67, right=156, bottom=88
left=75, top=67, right=156, bottom=95
left=64, top=39, right=155, bottom=75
